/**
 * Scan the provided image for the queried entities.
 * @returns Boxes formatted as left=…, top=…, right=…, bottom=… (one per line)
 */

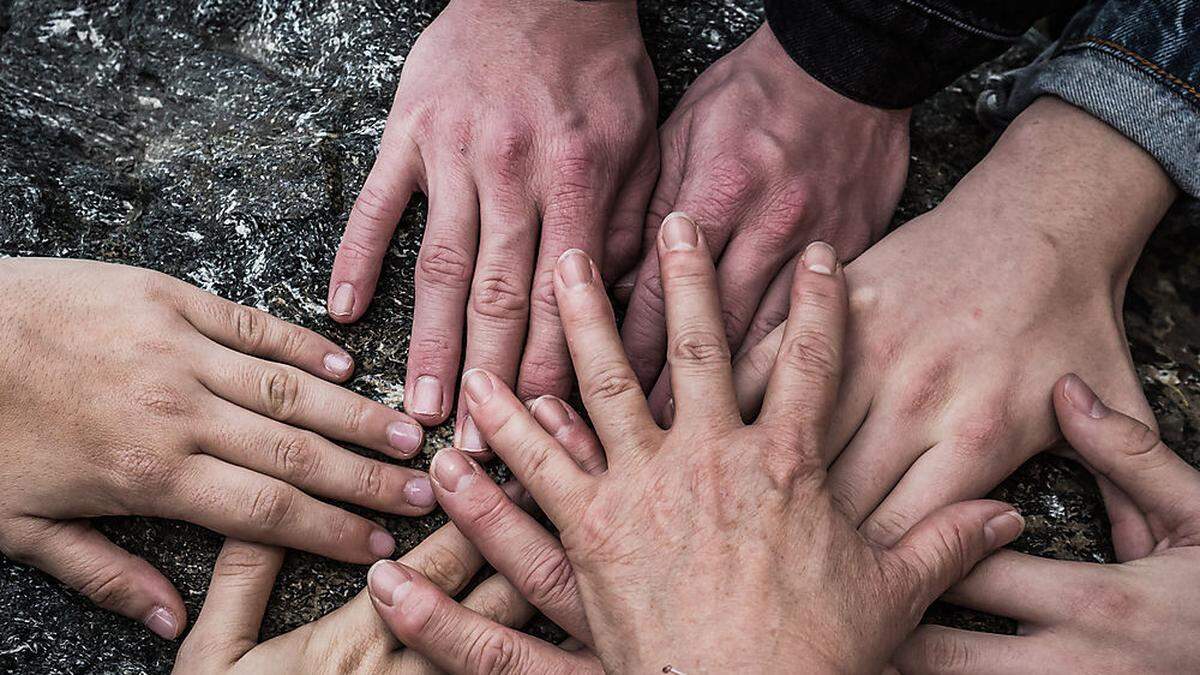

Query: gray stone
left=0, top=1, right=1196, bottom=672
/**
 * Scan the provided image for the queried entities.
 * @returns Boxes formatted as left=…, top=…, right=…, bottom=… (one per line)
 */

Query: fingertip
left=983, top=509, right=1025, bottom=550
left=800, top=240, right=838, bottom=276
left=658, top=211, right=699, bottom=252
left=369, top=529, right=397, bottom=559
left=1056, top=373, right=1110, bottom=421
left=405, top=373, right=448, bottom=424
left=144, top=605, right=183, bottom=640
left=368, top=559, right=414, bottom=608
left=327, top=281, right=360, bottom=323
left=386, top=419, right=425, bottom=459
left=322, top=351, right=355, bottom=381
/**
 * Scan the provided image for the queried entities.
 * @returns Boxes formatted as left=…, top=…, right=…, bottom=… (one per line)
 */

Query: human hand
left=412, top=215, right=1024, bottom=672
left=174, top=491, right=599, bottom=675
left=0, top=258, right=434, bottom=639
left=894, top=374, right=1200, bottom=674
left=326, top=0, right=659, bottom=451
left=620, top=22, right=909, bottom=391
left=730, top=98, right=1178, bottom=561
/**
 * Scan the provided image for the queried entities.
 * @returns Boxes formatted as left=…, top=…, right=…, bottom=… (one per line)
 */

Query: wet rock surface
left=1, top=0, right=1197, bottom=672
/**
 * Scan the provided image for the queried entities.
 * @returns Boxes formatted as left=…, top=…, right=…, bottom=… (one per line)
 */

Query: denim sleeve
left=980, top=1, right=1200, bottom=198
left=763, top=1, right=1082, bottom=109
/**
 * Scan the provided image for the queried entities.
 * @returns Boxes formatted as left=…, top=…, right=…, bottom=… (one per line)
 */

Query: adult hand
left=327, top=0, right=658, bottom=452
left=0, top=258, right=433, bottom=639
left=394, top=215, right=1024, bottom=672
left=894, top=374, right=1200, bottom=673
left=620, top=22, right=909, bottom=391
left=730, top=98, right=1178, bottom=561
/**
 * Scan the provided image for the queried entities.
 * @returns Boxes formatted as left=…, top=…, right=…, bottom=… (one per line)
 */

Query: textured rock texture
left=1, top=0, right=1197, bottom=672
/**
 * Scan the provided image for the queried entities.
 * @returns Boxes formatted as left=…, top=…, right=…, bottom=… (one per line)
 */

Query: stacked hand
left=364, top=215, right=1023, bottom=673
left=0, top=258, right=433, bottom=638
left=327, top=0, right=658, bottom=452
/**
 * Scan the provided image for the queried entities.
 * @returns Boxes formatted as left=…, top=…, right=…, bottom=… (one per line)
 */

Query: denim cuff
left=981, top=45, right=1200, bottom=199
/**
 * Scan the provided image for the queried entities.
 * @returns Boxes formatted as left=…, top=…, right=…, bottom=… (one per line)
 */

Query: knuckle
left=484, top=129, right=533, bottom=176
left=527, top=272, right=560, bottom=319
left=472, top=272, right=530, bottom=322
left=697, top=156, right=758, bottom=214
left=214, top=545, right=274, bottom=578
left=669, top=329, right=730, bottom=367
left=465, top=628, right=524, bottom=675
left=341, top=400, right=369, bottom=436
left=417, top=243, right=473, bottom=290
left=232, top=305, right=267, bottom=351
left=418, top=545, right=473, bottom=593
left=351, top=183, right=398, bottom=230
left=337, top=235, right=381, bottom=265
left=260, top=367, right=302, bottom=420
left=861, top=508, right=917, bottom=548
left=274, top=325, right=309, bottom=363
left=581, top=363, right=641, bottom=404
left=1068, top=575, right=1138, bottom=623
left=1121, top=423, right=1164, bottom=460
left=517, top=545, right=576, bottom=608
left=78, top=565, right=131, bottom=609
left=248, top=484, right=296, bottom=530
left=780, top=329, right=839, bottom=381
left=271, top=433, right=318, bottom=483
left=411, top=332, right=454, bottom=358
left=920, top=629, right=975, bottom=671
left=355, top=461, right=386, bottom=500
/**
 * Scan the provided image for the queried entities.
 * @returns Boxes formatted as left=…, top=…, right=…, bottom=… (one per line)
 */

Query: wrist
left=935, top=97, right=1175, bottom=291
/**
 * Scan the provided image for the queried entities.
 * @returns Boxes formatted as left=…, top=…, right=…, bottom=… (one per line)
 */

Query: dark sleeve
left=763, top=0, right=1084, bottom=108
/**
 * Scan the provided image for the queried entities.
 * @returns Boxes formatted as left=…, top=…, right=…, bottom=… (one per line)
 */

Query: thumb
left=175, top=539, right=284, bottom=673
left=885, top=500, right=1024, bottom=612
left=1055, top=373, right=1200, bottom=544
left=12, top=518, right=185, bottom=639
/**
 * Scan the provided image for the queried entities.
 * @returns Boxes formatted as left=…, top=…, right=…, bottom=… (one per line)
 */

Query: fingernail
left=803, top=241, right=837, bottom=275
left=432, top=448, right=478, bottom=493
left=410, top=375, right=442, bottom=417
left=403, top=475, right=436, bottom=508
left=323, top=352, right=353, bottom=377
left=530, top=396, right=572, bottom=437
left=984, top=510, right=1025, bottom=548
left=462, top=369, right=494, bottom=406
left=661, top=212, right=698, bottom=250
left=368, top=560, right=413, bottom=607
left=329, top=282, right=355, bottom=317
left=386, top=420, right=423, bottom=457
left=558, top=249, right=594, bottom=289
left=457, top=415, right=486, bottom=452
left=663, top=397, right=676, bottom=426
left=1063, top=373, right=1109, bottom=419
left=368, top=529, right=396, bottom=558
left=143, top=606, right=177, bottom=639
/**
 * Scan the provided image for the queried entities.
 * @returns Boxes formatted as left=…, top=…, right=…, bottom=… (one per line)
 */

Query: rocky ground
left=1, top=0, right=1198, bottom=672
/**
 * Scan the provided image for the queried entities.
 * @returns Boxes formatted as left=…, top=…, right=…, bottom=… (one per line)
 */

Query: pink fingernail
left=984, top=510, right=1025, bottom=548
left=143, top=606, right=177, bottom=639
left=386, top=421, right=423, bottom=457
left=368, top=529, right=396, bottom=558
left=323, top=352, right=353, bottom=377
left=557, top=249, right=594, bottom=289
left=403, top=476, right=436, bottom=508
left=661, top=212, right=698, bottom=250
left=803, top=241, right=837, bottom=275
left=329, top=282, right=355, bottom=317
left=530, top=396, right=572, bottom=437
left=462, top=369, right=494, bottom=406
left=457, top=415, right=486, bottom=452
left=368, top=560, right=413, bottom=607
left=432, top=448, right=478, bottom=493
left=1062, top=373, right=1109, bottom=419
left=410, top=375, right=442, bottom=417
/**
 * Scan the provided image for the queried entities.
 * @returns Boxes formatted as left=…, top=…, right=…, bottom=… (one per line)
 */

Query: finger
left=1095, top=472, right=1157, bottom=561
left=455, top=184, right=539, bottom=454
left=735, top=255, right=797, bottom=361
left=328, top=134, right=424, bottom=323
left=825, top=419, right=927, bottom=528
left=618, top=136, right=685, bottom=388
left=197, top=399, right=435, bottom=515
left=943, top=549, right=1090, bottom=624
left=171, top=455, right=396, bottom=563
left=656, top=211, right=739, bottom=427
left=893, top=625, right=1035, bottom=675
left=1055, top=373, right=1200, bottom=543
left=460, top=369, right=592, bottom=526
left=179, top=540, right=284, bottom=666
left=9, top=518, right=185, bottom=640
left=529, top=395, right=607, bottom=474
left=173, top=285, right=358, bottom=383
left=757, top=242, right=847, bottom=451
left=461, top=574, right=535, bottom=630
left=886, top=500, right=1025, bottom=613
left=553, top=249, right=660, bottom=455
left=517, top=163, right=613, bottom=402
left=196, top=348, right=425, bottom=460
left=430, top=448, right=590, bottom=642
left=404, top=169, right=480, bottom=426
left=713, top=230, right=793, bottom=355
left=731, top=322, right=784, bottom=420
left=368, top=561, right=595, bottom=674
left=603, top=147, right=660, bottom=286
